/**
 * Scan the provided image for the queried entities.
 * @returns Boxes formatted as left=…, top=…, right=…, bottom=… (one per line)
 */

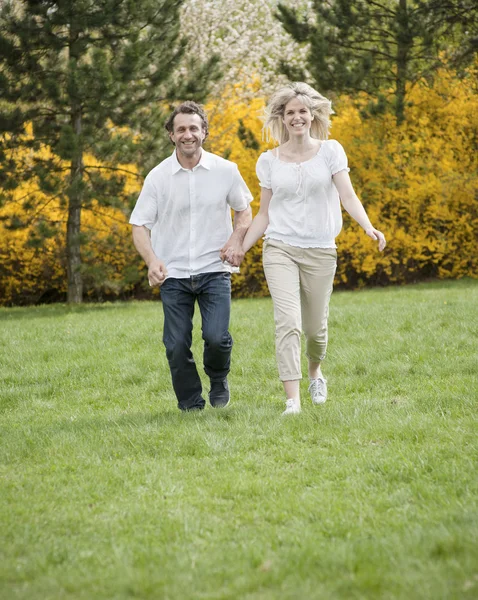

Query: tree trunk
left=66, top=115, right=83, bottom=304
left=395, top=0, right=410, bottom=125
left=67, top=23, right=83, bottom=304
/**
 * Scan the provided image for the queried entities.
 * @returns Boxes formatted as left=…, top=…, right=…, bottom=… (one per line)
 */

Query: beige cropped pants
left=262, top=239, right=337, bottom=381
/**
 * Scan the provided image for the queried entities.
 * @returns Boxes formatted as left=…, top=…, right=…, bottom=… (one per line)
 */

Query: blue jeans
left=160, top=273, right=233, bottom=411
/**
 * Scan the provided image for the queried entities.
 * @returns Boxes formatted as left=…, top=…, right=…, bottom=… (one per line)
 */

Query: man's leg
left=197, top=273, right=233, bottom=406
left=160, top=278, right=205, bottom=411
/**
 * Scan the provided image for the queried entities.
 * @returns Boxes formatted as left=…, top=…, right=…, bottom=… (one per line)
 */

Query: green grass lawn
left=1, top=279, right=477, bottom=600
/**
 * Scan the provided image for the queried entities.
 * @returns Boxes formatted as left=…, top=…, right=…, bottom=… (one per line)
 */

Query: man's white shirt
left=130, top=150, right=252, bottom=278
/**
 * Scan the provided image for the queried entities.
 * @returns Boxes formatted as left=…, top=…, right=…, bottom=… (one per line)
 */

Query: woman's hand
left=365, top=227, right=387, bottom=251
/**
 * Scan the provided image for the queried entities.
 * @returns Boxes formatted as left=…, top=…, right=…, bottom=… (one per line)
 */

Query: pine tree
left=0, top=0, right=220, bottom=303
left=277, top=0, right=478, bottom=123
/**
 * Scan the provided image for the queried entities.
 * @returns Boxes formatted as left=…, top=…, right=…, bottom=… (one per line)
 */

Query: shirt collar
left=171, top=149, right=212, bottom=174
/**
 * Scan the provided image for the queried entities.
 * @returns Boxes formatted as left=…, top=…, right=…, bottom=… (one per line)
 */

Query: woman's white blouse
left=256, top=139, right=349, bottom=248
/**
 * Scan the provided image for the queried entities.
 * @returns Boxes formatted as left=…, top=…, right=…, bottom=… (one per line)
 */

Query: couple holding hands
left=130, top=82, right=386, bottom=416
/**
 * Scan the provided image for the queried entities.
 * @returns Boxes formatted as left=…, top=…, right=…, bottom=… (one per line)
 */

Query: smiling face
left=169, top=113, right=206, bottom=162
left=282, top=97, right=313, bottom=137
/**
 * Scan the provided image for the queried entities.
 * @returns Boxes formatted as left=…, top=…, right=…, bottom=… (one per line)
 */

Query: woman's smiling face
left=282, top=97, right=313, bottom=137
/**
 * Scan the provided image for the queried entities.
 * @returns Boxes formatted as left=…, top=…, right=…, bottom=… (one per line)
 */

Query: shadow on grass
left=28, top=405, right=248, bottom=438
left=0, top=277, right=478, bottom=322
left=333, top=276, right=477, bottom=297
left=0, top=300, right=161, bottom=322
left=1, top=278, right=476, bottom=322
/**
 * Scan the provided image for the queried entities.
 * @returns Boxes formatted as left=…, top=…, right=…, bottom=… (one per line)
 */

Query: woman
left=241, top=82, right=386, bottom=415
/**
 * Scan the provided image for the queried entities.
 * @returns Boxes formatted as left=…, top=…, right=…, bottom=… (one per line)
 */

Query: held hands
left=220, top=242, right=245, bottom=267
left=148, top=258, right=168, bottom=287
left=365, top=227, right=387, bottom=252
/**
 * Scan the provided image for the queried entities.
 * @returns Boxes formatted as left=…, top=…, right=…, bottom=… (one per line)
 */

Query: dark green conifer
left=0, top=0, right=220, bottom=303
left=277, top=0, right=477, bottom=123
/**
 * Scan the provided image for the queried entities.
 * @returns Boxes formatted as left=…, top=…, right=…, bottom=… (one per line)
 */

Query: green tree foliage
left=277, top=0, right=478, bottom=123
left=0, top=0, right=220, bottom=303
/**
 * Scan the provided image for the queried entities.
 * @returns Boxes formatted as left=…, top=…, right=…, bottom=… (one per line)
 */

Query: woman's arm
left=242, top=188, right=273, bottom=253
left=219, top=205, right=253, bottom=266
left=333, top=170, right=386, bottom=251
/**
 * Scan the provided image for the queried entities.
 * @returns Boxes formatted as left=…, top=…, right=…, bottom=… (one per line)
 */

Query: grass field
left=1, top=279, right=477, bottom=599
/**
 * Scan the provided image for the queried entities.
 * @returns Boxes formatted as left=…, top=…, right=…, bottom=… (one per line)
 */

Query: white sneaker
left=309, top=376, right=327, bottom=404
left=282, top=398, right=301, bottom=415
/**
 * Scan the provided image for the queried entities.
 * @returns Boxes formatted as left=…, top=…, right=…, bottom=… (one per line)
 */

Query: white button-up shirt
left=256, top=140, right=349, bottom=248
left=130, top=150, right=252, bottom=278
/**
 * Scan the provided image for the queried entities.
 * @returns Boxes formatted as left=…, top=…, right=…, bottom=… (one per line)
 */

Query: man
left=130, top=101, right=252, bottom=411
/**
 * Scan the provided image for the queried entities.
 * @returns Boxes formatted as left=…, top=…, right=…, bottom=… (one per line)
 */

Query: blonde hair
left=263, top=82, right=333, bottom=144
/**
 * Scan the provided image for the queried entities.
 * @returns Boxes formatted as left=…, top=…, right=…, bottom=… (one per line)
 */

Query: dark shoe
left=209, top=379, right=230, bottom=408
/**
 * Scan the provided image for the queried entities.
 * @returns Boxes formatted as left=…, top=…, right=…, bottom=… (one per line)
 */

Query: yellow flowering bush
left=0, top=143, right=142, bottom=305
left=208, top=67, right=477, bottom=296
left=206, top=83, right=273, bottom=297
left=0, top=66, right=476, bottom=305
left=331, top=64, right=477, bottom=287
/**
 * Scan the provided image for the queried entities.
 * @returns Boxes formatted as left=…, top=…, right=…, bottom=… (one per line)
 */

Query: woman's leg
left=299, top=248, right=337, bottom=401
left=308, top=361, right=323, bottom=380
left=262, top=240, right=302, bottom=407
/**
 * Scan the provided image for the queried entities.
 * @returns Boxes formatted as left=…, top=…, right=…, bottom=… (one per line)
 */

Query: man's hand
left=220, top=205, right=252, bottom=266
left=131, top=226, right=167, bottom=286
left=220, top=241, right=245, bottom=267
left=148, top=259, right=168, bottom=287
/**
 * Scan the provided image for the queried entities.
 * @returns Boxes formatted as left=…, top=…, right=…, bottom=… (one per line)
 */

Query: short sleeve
left=227, top=164, right=253, bottom=210
left=256, top=152, right=272, bottom=189
left=326, top=140, right=350, bottom=175
left=129, top=173, right=158, bottom=230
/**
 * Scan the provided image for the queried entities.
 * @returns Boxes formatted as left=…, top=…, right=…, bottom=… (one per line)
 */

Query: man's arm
left=220, top=205, right=253, bottom=267
left=132, top=225, right=168, bottom=286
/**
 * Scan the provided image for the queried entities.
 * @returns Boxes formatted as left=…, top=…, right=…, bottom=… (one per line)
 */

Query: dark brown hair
left=164, top=101, right=209, bottom=141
